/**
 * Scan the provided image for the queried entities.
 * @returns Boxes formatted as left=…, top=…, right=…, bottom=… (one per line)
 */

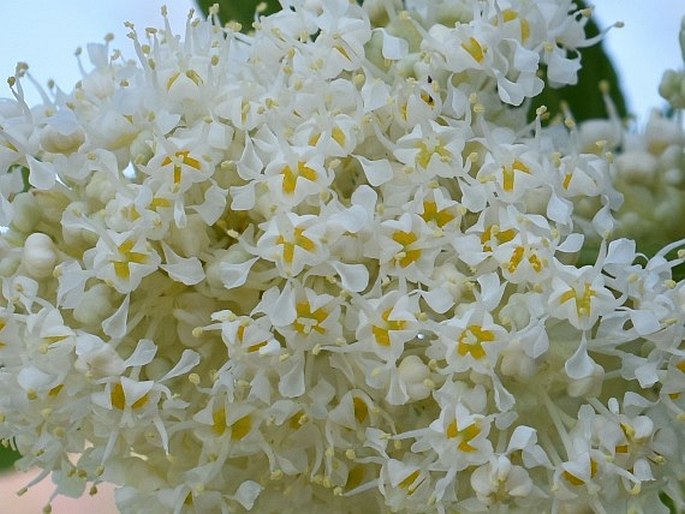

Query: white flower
left=2, top=3, right=685, bottom=514
left=470, top=455, right=535, bottom=506
left=256, top=212, right=327, bottom=277
left=87, top=230, right=162, bottom=294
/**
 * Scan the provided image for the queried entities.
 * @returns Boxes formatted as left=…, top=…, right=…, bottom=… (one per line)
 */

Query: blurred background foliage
left=0, top=445, right=20, bottom=474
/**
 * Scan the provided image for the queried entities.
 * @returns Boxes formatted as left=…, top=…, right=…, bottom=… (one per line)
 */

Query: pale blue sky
left=0, top=1, right=683, bottom=120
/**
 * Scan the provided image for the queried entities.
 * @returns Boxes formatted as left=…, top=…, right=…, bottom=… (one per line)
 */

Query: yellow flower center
left=446, top=418, right=481, bottom=453
left=457, top=325, right=495, bottom=360
left=161, top=150, right=201, bottom=187
left=111, top=383, right=149, bottom=410
left=560, top=282, right=596, bottom=318
left=276, top=227, right=316, bottom=266
left=112, top=239, right=149, bottom=280
left=372, top=308, right=407, bottom=347
left=392, top=230, right=422, bottom=267
left=282, top=161, right=317, bottom=194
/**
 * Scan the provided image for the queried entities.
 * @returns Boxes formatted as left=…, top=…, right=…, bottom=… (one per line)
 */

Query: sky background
left=0, top=1, right=683, bottom=121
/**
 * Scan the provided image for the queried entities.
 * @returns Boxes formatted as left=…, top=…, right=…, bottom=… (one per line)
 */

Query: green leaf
left=529, top=2, right=628, bottom=123
left=195, top=0, right=281, bottom=29
left=0, top=445, right=20, bottom=473
left=18, top=165, right=30, bottom=193
left=659, top=491, right=678, bottom=514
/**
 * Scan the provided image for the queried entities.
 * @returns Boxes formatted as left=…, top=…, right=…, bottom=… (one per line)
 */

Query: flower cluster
left=659, top=15, right=685, bottom=110
left=1, top=1, right=685, bottom=513
left=571, top=90, right=685, bottom=256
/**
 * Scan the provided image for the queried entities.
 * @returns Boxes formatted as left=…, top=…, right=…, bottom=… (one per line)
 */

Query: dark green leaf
left=659, top=491, right=677, bottom=514
left=195, top=0, right=281, bottom=30
left=0, top=445, right=20, bottom=473
left=529, top=1, right=628, bottom=123
left=19, top=165, right=30, bottom=193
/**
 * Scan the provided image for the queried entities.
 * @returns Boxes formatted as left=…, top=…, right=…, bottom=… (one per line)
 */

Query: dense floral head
left=1, top=1, right=685, bottom=513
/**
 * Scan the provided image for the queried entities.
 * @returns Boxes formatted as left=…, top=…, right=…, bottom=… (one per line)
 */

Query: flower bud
left=73, top=283, right=114, bottom=326
left=129, top=130, right=154, bottom=165
left=615, top=151, right=657, bottom=185
left=81, top=70, right=115, bottom=99
left=10, top=192, right=41, bottom=233
left=397, top=355, right=431, bottom=400
left=578, top=119, right=621, bottom=153
left=94, top=110, right=137, bottom=150
left=363, top=0, right=403, bottom=26
left=659, top=69, right=685, bottom=109
left=169, top=214, right=211, bottom=258
left=85, top=171, right=117, bottom=205
left=40, top=115, right=85, bottom=154
left=22, top=232, right=57, bottom=278
left=0, top=253, right=20, bottom=277
left=645, top=116, right=683, bottom=155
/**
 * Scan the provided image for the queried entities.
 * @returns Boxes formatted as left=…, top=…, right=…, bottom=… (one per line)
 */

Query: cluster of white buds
left=1, top=2, right=685, bottom=513
left=659, top=16, right=685, bottom=109
left=574, top=87, right=685, bottom=255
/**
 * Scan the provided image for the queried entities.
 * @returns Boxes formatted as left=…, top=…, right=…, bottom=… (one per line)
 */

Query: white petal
left=546, top=194, right=573, bottom=224
left=120, top=377, right=154, bottom=406
left=356, top=156, right=393, bottom=186
left=592, top=204, right=615, bottom=239
left=477, top=273, right=504, bottom=311
left=193, top=185, right=226, bottom=225
left=513, top=45, right=539, bottom=73
left=17, top=366, right=54, bottom=391
left=564, top=338, right=596, bottom=379
left=630, top=310, right=660, bottom=336
left=331, top=261, right=369, bottom=292
left=329, top=205, right=367, bottom=233
left=0, top=192, right=14, bottom=226
left=237, top=137, right=263, bottom=180
left=557, top=233, right=584, bottom=253
left=278, top=356, right=305, bottom=398
left=87, top=42, right=108, bottom=67
left=634, top=358, right=660, bottom=388
left=507, top=425, right=536, bottom=452
left=351, top=184, right=377, bottom=211
left=270, top=283, right=297, bottom=326
left=422, top=288, right=454, bottom=314
left=386, top=459, right=418, bottom=488
left=623, top=391, right=656, bottom=410
left=230, top=184, right=256, bottom=211
left=124, top=338, right=158, bottom=367
left=492, top=375, right=515, bottom=411
left=459, top=182, right=488, bottom=212
left=361, top=78, right=390, bottom=112
left=173, top=198, right=187, bottom=228
left=605, top=238, right=636, bottom=265
left=161, top=350, right=200, bottom=381
left=632, top=458, right=654, bottom=481
left=102, top=294, right=130, bottom=339
left=27, top=155, right=56, bottom=190
left=160, top=243, right=205, bottom=285
left=155, top=111, right=181, bottom=135
left=233, top=481, right=263, bottom=510
left=219, top=257, right=259, bottom=289
left=57, top=261, right=91, bottom=308
left=379, top=29, right=408, bottom=60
